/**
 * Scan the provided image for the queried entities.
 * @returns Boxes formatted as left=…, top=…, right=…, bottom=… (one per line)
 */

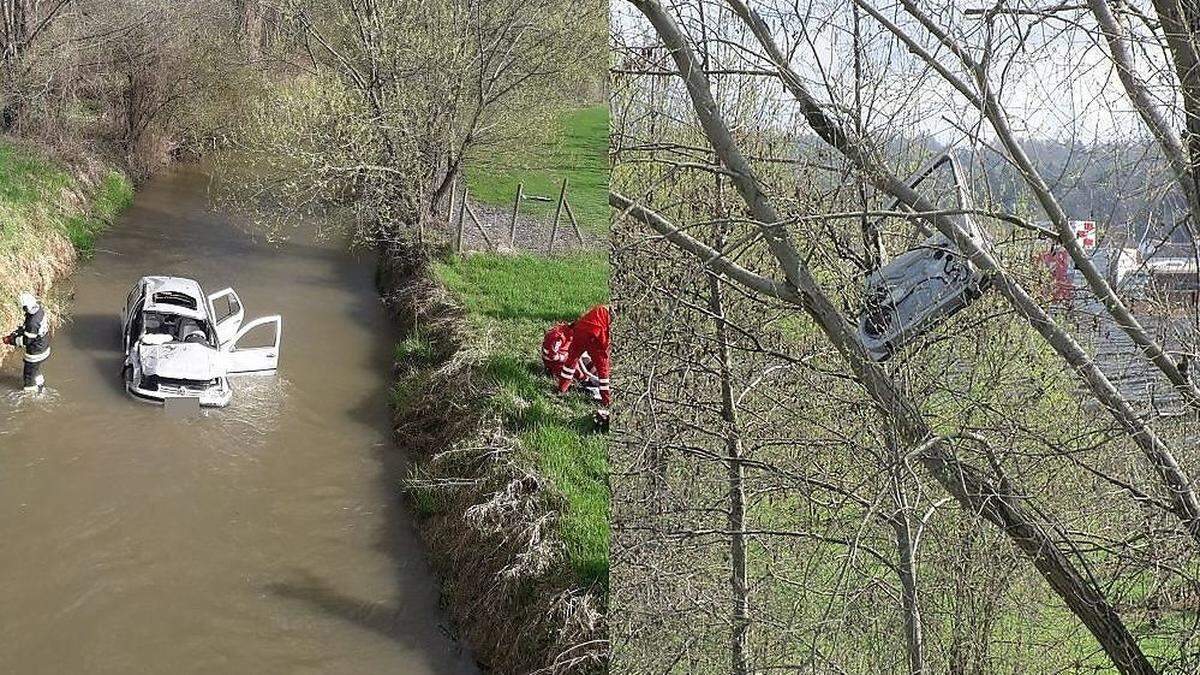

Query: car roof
left=141, top=276, right=207, bottom=320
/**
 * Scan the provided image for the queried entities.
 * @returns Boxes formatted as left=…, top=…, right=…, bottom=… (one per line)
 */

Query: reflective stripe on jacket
left=15, top=306, right=50, bottom=361
left=542, top=323, right=572, bottom=376
left=557, top=305, right=612, bottom=405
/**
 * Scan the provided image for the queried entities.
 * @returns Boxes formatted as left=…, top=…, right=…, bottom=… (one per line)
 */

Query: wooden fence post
left=455, top=185, right=467, bottom=253
left=465, top=201, right=497, bottom=251
left=508, top=182, right=523, bottom=248
left=548, top=177, right=568, bottom=254
left=563, top=196, right=585, bottom=245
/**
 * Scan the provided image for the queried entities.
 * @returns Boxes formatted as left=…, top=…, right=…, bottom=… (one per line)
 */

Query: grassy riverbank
left=434, top=252, right=610, bottom=588
left=381, top=244, right=607, bottom=674
left=0, top=138, right=132, bottom=345
left=382, top=99, right=609, bottom=673
left=449, top=100, right=612, bottom=588
left=0, top=141, right=132, bottom=251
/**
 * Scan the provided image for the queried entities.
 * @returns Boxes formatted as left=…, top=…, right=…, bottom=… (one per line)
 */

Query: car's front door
left=207, top=288, right=244, bottom=345
left=223, top=315, right=282, bottom=374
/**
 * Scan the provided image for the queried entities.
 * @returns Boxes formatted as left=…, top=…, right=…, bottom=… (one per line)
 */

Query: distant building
left=1144, top=257, right=1200, bottom=296
left=1126, top=238, right=1200, bottom=300
left=1038, top=248, right=1072, bottom=302
left=1091, top=246, right=1143, bottom=291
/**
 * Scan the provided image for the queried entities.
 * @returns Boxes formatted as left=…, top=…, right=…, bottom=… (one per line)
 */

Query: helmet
left=17, top=292, right=37, bottom=312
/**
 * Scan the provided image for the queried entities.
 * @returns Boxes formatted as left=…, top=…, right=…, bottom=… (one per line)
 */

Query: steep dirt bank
left=0, top=139, right=133, bottom=366
left=377, top=243, right=606, bottom=675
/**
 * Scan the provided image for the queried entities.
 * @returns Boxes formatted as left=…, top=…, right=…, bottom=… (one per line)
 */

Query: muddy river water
left=0, top=165, right=476, bottom=674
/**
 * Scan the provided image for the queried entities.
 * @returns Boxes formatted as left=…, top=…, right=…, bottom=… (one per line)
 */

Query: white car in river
left=121, top=276, right=282, bottom=407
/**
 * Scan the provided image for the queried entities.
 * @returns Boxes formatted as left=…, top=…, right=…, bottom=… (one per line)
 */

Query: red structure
left=1037, top=248, right=1073, bottom=302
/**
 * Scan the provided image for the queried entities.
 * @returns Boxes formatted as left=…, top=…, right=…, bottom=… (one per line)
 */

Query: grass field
left=435, top=251, right=611, bottom=589
left=465, top=105, right=609, bottom=234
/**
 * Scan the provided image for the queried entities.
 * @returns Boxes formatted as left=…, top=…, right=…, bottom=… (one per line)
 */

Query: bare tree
left=610, top=0, right=1200, bottom=671
left=221, top=0, right=605, bottom=244
left=2, top=0, right=258, bottom=170
left=708, top=269, right=752, bottom=674
left=0, top=0, right=75, bottom=128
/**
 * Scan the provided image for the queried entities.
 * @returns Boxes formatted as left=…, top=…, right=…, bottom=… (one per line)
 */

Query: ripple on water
left=171, top=374, right=294, bottom=463
left=0, top=386, right=62, bottom=421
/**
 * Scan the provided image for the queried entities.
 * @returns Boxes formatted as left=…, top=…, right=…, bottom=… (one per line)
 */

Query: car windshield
left=152, top=291, right=198, bottom=311
left=142, top=311, right=213, bottom=346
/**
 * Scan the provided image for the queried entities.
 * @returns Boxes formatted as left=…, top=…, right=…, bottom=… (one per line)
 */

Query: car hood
left=139, top=342, right=227, bottom=381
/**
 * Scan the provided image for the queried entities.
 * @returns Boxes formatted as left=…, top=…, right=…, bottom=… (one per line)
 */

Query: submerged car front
left=127, top=331, right=233, bottom=407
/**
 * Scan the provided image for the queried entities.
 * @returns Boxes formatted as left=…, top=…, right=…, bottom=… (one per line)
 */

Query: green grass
left=63, top=172, right=134, bottom=253
left=436, top=250, right=610, bottom=322
left=465, top=105, right=610, bottom=233
left=0, top=139, right=132, bottom=254
left=433, top=251, right=611, bottom=589
left=393, top=327, right=438, bottom=364
left=0, top=139, right=132, bottom=346
left=0, top=141, right=70, bottom=245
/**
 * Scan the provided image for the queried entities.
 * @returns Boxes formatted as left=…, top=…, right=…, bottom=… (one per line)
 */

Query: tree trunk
left=241, top=0, right=263, bottom=61
left=709, top=268, right=751, bottom=675
left=0, top=0, right=29, bottom=130
left=889, top=460, right=924, bottom=675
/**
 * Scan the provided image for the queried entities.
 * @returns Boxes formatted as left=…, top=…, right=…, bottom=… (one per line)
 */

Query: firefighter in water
left=3, top=292, right=51, bottom=392
left=556, top=304, right=611, bottom=410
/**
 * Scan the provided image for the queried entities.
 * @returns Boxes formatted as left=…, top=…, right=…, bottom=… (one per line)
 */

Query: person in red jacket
left=557, top=304, right=611, bottom=406
left=542, top=322, right=573, bottom=378
left=543, top=321, right=602, bottom=397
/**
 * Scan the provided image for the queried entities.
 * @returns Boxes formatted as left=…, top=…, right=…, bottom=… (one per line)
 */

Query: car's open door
left=121, top=282, right=142, bottom=353
left=208, top=288, right=244, bottom=345
left=223, top=315, right=282, bottom=374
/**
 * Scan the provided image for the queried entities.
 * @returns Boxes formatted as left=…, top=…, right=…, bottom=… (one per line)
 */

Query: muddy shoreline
left=377, top=242, right=606, bottom=674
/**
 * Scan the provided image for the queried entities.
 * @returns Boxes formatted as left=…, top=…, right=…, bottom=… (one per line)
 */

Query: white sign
left=1072, top=220, right=1096, bottom=251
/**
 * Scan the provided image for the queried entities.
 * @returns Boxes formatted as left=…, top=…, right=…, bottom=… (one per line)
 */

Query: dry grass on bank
left=380, top=245, right=608, bottom=674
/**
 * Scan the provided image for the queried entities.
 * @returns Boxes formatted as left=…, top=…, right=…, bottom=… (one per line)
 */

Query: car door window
left=207, top=288, right=245, bottom=345
left=127, top=301, right=144, bottom=349
left=212, top=293, right=241, bottom=324
left=123, top=284, right=142, bottom=333
left=126, top=284, right=140, bottom=313
left=225, top=315, right=282, bottom=374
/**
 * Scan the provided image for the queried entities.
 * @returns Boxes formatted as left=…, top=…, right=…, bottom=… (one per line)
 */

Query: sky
left=611, top=0, right=1192, bottom=235
left=612, top=0, right=1178, bottom=144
